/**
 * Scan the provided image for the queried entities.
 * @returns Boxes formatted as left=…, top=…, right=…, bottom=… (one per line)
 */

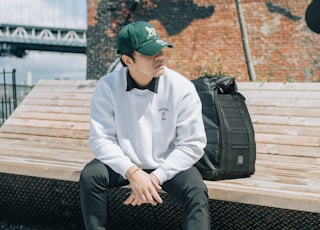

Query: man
left=80, top=21, right=210, bottom=230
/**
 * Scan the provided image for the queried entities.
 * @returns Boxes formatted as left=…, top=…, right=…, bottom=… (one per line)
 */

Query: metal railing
left=1, top=69, right=17, bottom=125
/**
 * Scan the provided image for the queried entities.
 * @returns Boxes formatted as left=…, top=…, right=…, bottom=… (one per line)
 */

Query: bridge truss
left=0, top=24, right=86, bottom=57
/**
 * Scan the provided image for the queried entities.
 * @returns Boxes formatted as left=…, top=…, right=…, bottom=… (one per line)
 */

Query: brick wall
left=87, top=0, right=319, bottom=82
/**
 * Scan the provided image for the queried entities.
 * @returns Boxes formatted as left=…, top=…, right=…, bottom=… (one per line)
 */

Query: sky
left=0, top=0, right=87, bottom=85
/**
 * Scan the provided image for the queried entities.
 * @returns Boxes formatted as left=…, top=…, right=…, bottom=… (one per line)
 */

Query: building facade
left=86, top=0, right=319, bottom=82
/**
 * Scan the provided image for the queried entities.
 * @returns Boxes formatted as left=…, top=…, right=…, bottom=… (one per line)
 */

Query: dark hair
left=120, top=51, right=135, bottom=67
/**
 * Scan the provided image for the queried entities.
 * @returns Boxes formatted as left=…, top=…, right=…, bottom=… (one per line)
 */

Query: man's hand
left=124, top=166, right=163, bottom=206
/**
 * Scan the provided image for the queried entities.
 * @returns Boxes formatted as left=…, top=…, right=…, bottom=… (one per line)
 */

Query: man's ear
left=121, top=55, right=133, bottom=66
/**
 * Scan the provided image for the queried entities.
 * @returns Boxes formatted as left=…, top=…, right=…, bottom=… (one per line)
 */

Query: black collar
left=126, top=71, right=159, bottom=93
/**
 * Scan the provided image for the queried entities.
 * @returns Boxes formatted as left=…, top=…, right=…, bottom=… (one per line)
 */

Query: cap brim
left=137, top=39, right=173, bottom=56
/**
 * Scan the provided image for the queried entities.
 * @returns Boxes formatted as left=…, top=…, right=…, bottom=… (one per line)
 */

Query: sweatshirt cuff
left=152, top=168, right=168, bottom=185
left=122, top=164, right=136, bottom=180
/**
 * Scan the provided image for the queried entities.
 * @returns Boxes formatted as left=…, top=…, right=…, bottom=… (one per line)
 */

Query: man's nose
left=155, top=50, right=163, bottom=60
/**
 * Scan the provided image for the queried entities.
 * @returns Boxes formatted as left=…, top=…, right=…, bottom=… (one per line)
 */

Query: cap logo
left=145, top=26, right=157, bottom=39
left=156, top=39, right=168, bottom=46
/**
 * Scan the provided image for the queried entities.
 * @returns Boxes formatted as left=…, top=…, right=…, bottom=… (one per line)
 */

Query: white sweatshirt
left=89, top=66, right=206, bottom=184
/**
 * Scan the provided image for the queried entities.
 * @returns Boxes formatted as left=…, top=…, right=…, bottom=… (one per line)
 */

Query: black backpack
left=192, top=75, right=256, bottom=180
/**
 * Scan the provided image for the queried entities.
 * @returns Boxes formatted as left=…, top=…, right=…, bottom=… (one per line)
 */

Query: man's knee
left=181, top=168, right=209, bottom=205
left=185, top=181, right=208, bottom=202
left=163, top=167, right=208, bottom=202
left=80, top=159, right=109, bottom=192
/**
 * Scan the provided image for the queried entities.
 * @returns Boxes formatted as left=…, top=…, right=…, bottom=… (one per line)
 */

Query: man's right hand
left=124, top=166, right=163, bottom=206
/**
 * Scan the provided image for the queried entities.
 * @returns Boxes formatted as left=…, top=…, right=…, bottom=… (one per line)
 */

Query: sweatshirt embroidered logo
left=145, top=26, right=157, bottom=39
left=158, top=108, right=169, bottom=120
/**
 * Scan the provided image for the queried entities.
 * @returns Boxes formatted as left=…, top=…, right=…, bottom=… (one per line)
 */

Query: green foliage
left=193, top=57, right=228, bottom=78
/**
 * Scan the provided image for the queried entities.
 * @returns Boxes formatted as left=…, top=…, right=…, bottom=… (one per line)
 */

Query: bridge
left=0, top=24, right=86, bottom=58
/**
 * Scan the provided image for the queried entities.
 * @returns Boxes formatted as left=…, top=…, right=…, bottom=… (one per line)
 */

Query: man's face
left=130, top=50, right=165, bottom=79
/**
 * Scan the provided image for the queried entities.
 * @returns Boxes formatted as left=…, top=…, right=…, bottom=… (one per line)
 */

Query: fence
left=0, top=69, right=18, bottom=126
left=1, top=69, right=33, bottom=126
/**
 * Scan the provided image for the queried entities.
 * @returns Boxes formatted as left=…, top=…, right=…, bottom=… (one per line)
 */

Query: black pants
left=80, top=159, right=210, bottom=230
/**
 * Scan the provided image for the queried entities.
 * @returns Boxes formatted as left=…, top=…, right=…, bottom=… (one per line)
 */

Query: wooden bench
left=0, top=80, right=319, bottom=228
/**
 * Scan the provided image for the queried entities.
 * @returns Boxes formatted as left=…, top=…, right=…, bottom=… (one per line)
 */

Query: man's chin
left=154, top=68, right=164, bottom=78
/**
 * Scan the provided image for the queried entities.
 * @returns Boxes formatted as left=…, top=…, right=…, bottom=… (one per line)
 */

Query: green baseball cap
left=117, top=21, right=173, bottom=56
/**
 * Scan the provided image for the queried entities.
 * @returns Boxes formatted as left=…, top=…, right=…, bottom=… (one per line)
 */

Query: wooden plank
left=245, top=98, right=320, bottom=108
left=253, top=124, right=320, bottom=137
left=34, top=80, right=320, bottom=93
left=241, top=90, right=320, bottom=100
left=11, top=104, right=90, bottom=114
left=27, top=91, right=94, bottom=101
left=248, top=106, right=320, bottom=118
left=9, top=111, right=90, bottom=123
left=0, top=125, right=89, bottom=139
left=251, top=115, right=320, bottom=127
left=257, top=153, right=318, bottom=165
left=0, top=139, right=90, bottom=153
left=4, top=118, right=89, bottom=131
left=20, top=98, right=91, bottom=107
left=0, top=147, right=91, bottom=166
left=238, top=82, right=320, bottom=91
left=250, top=170, right=320, bottom=185
left=0, top=133, right=88, bottom=146
left=32, top=81, right=318, bottom=96
left=25, top=86, right=95, bottom=94
left=4, top=110, right=303, bottom=138
left=249, top=170, right=320, bottom=185
left=256, top=143, right=320, bottom=158
left=0, top=150, right=89, bottom=166
left=255, top=161, right=320, bottom=178
left=28, top=80, right=97, bottom=93
left=205, top=179, right=320, bottom=213
left=37, top=79, right=97, bottom=87
left=255, top=133, right=320, bottom=147
left=217, top=176, right=320, bottom=194
left=0, top=157, right=84, bottom=181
